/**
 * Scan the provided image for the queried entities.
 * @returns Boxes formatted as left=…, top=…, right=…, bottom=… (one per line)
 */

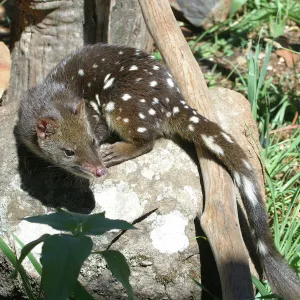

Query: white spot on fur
left=122, top=94, right=132, bottom=101
left=137, top=127, right=147, bottom=133
left=167, top=78, right=174, bottom=87
left=120, top=66, right=124, bottom=71
left=123, top=118, right=129, bottom=123
left=257, top=240, right=268, bottom=255
left=166, top=98, right=170, bottom=103
left=136, top=78, right=142, bottom=82
left=153, top=66, right=159, bottom=70
left=188, top=124, right=195, bottom=131
left=90, top=101, right=100, bottom=113
left=184, top=105, right=189, bottom=109
left=87, top=82, right=91, bottom=87
left=221, top=132, right=234, bottom=143
left=148, top=108, right=156, bottom=115
left=129, top=65, right=138, bottom=71
left=102, top=58, right=105, bottom=61
left=192, top=110, right=197, bottom=115
left=103, top=77, right=114, bottom=90
left=152, top=98, right=159, bottom=104
left=150, top=211, right=189, bottom=254
left=189, top=116, right=200, bottom=123
left=243, top=160, right=252, bottom=170
left=150, top=81, right=158, bottom=87
left=119, top=51, right=123, bottom=55
left=92, top=64, right=98, bottom=68
left=201, top=135, right=224, bottom=155
left=139, top=113, right=145, bottom=119
left=180, top=101, right=186, bottom=104
left=166, top=112, right=171, bottom=118
left=105, top=101, right=115, bottom=112
left=78, top=69, right=84, bottom=76
left=104, top=74, right=111, bottom=83
left=243, top=176, right=258, bottom=206
left=140, top=99, right=146, bottom=103
left=95, top=94, right=100, bottom=106
left=173, top=107, right=180, bottom=114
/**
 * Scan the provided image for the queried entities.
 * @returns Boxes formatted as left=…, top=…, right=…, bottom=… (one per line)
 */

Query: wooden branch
left=137, top=1, right=254, bottom=299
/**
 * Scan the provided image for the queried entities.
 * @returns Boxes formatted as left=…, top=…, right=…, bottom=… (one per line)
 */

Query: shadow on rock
left=14, top=127, right=95, bottom=214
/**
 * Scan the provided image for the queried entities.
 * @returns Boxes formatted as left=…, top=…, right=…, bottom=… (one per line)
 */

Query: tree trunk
left=6, top=0, right=85, bottom=107
left=106, top=0, right=153, bottom=52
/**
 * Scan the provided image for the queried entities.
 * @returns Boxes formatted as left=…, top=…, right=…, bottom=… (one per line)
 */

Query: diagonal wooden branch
left=138, top=1, right=254, bottom=299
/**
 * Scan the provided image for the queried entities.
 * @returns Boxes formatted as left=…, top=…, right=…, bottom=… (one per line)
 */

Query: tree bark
left=6, top=0, right=85, bottom=107
left=106, top=0, right=153, bottom=52
left=138, top=1, right=254, bottom=299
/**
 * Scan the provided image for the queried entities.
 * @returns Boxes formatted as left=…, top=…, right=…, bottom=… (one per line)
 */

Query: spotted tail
left=169, top=105, right=300, bottom=300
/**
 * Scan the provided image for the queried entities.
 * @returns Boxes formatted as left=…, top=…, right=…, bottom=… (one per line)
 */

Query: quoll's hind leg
left=100, top=140, right=154, bottom=167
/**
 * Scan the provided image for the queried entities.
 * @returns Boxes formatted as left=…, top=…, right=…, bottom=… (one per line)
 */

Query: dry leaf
left=276, top=49, right=300, bottom=68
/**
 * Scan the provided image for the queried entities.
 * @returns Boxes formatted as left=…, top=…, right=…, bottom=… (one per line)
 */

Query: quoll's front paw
left=100, top=142, right=127, bottom=167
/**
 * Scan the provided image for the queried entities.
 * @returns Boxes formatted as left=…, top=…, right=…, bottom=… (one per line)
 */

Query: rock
left=0, top=42, right=11, bottom=100
left=0, top=87, right=262, bottom=299
left=171, top=0, right=232, bottom=28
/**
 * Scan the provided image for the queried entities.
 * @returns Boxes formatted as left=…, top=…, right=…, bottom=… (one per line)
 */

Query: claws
left=99, top=143, right=123, bottom=167
left=100, top=143, right=115, bottom=158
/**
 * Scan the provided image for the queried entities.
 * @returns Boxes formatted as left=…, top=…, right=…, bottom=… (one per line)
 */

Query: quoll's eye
left=63, top=149, right=75, bottom=157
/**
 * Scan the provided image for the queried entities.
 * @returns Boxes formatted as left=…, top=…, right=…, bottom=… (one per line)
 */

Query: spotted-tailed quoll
left=16, top=43, right=300, bottom=299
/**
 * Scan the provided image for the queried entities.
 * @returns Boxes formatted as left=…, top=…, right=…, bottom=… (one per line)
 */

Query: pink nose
left=96, top=167, right=107, bottom=177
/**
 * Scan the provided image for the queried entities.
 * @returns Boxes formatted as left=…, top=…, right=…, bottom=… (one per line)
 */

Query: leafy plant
left=1, top=209, right=135, bottom=300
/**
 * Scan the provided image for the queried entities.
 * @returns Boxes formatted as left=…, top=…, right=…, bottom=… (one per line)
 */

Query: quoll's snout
left=96, top=167, right=107, bottom=177
left=83, top=162, right=107, bottom=177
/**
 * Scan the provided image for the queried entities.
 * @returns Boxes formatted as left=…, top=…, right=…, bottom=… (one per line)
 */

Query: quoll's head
left=36, top=100, right=106, bottom=179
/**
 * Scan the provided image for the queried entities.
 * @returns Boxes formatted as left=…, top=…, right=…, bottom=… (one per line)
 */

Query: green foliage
left=1, top=209, right=135, bottom=300
left=251, top=275, right=283, bottom=299
left=190, top=277, right=219, bottom=300
left=229, top=0, right=300, bottom=37
left=96, top=250, right=134, bottom=300
left=0, top=235, right=36, bottom=299
left=41, top=234, right=93, bottom=300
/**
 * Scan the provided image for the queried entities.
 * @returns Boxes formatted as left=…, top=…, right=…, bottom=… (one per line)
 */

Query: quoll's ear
left=36, top=118, right=57, bottom=139
left=74, top=99, right=86, bottom=118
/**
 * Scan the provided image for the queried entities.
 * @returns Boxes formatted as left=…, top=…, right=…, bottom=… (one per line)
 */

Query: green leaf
left=256, top=294, right=284, bottom=299
left=97, top=250, right=134, bottom=300
left=251, top=275, right=269, bottom=296
left=11, top=233, right=43, bottom=275
left=81, top=214, right=135, bottom=235
left=41, top=234, right=93, bottom=300
left=229, top=0, right=248, bottom=17
left=23, top=211, right=79, bottom=232
left=0, top=236, right=35, bottom=300
left=11, top=234, right=49, bottom=278
left=73, top=282, right=94, bottom=300
left=190, top=277, right=219, bottom=300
